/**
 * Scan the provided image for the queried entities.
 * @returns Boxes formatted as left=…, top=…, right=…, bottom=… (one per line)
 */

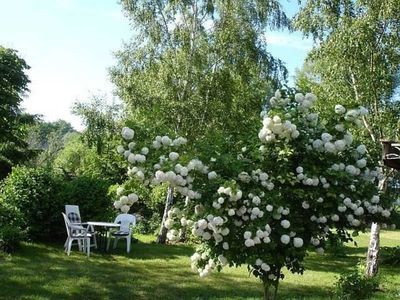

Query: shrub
left=0, top=166, right=63, bottom=241
left=59, top=176, right=113, bottom=222
left=0, top=200, right=25, bottom=252
left=334, top=261, right=380, bottom=299
left=380, top=246, right=400, bottom=266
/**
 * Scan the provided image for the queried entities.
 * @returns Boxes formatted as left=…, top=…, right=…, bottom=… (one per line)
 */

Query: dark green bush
left=380, top=246, right=400, bottom=266
left=0, top=166, right=63, bottom=241
left=59, top=176, right=113, bottom=222
left=334, top=261, right=380, bottom=299
left=0, top=200, right=25, bottom=252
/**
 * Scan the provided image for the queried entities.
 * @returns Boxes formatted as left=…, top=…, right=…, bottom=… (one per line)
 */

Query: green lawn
left=0, top=231, right=399, bottom=300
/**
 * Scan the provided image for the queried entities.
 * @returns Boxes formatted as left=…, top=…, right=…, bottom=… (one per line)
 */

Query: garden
left=1, top=1, right=400, bottom=299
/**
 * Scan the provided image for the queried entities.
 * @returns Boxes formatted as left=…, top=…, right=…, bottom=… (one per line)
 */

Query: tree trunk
left=156, top=186, right=174, bottom=244
left=365, top=176, right=387, bottom=277
left=365, top=222, right=380, bottom=277
left=262, top=271, right=280, bottom=300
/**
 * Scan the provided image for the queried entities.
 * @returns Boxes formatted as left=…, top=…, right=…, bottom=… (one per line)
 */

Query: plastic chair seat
left=112, top=230, right=130, bottom=236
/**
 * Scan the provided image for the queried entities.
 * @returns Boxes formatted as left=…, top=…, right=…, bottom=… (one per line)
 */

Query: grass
left=0, top=231, right=399, bottom=300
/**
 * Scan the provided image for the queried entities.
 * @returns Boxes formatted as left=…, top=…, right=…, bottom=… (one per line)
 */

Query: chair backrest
left=114, top=214, right=136, bottom=233
left=65, top=205, right=81, bottom=223
left=62, top=212, right=72, bottom=238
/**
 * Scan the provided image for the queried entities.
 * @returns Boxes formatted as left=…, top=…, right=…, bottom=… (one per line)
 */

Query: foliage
left=334, top=261, right=380, bottom=299
left=58, top=176, right=113, bottom=222
left=54, top=133, right=126, bottom=182
left=0, top=46, right=36, bottom=179
left=111, top=0, right=289, bottom=142
left=294, top=0, right=400, bottom=153
left=0, top=166, right=63, bottom=241
left=114, top=89, right=396, bottom=298
left=0, top=200, right=25, bottom=253
left=27, top=119, right=76, bottom=166
left=380, top=246, right=400, bottom=266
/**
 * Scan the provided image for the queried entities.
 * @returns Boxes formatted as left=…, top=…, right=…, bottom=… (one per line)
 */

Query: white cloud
left=264, top=31, right=313, bottom=52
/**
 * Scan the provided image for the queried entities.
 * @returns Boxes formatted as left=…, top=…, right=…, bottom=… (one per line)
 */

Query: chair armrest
left=70, top=224, right=87, bottom=232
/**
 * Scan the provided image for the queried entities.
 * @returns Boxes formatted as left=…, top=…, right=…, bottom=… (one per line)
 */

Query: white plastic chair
left=107, top=214, right=136, bottom=253
left=65, top=205, right=97, bottom=250
left=62, top=213, right=91, bottom=257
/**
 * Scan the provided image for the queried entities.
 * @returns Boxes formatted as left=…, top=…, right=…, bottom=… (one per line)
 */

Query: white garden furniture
left=106, top=214, right=136, bottom=253
left=62, top=212, right=91, bottom=257
left=65, top=205, right=97, bottom=250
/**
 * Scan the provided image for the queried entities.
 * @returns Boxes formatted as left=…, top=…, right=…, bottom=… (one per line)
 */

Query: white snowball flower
left=227, top=209, right=235, bottom=216
left=135, top=154, right=146, bottom=163
left=208, top=171, right=217, bottom=180
left=331, top=214, right=339, bottom=221
left=321, top=133, right=332, bottom=142
left=117, top=145, right=125, bottom=154
left=161, top=136, right=172, bottom=146
left=302, top=201, right=310, bottom=209
left=311, top=237, right=320, bottom=246
left=324, top=142, right=336, bottom=153
left=371, top=195, right=380, bottom=203
left=128, top=193, right=138, bottom=203
left=316, top=247, right=325, bottom=255
left=261, top=263, right=270, bottom=271
left=295, top=93, right=304, bottom=103
left=280, top=220, right=290, bottom=229
left=152, top=140, right=161, bottom=149
left=293, top=237, right=303, bottom=248
left=243, top=231, right=252, bottom=240
left=296, top=166, right=303, bottom=174
left=334, top=140, right=346, bottom=151
left=128, top=153, right=136, bottom=164
left=245, top=239, right=255, bottom=247
left=280, top=234, right=290, bottom=244
left=141, top=147, right=149, bottom=155
left=121, top=127, right=134, bottom=140
left=169, top=152, right=179, bottom=161
left=218, top=255, right=228, bottom=266
left=344, top=133, right=353, bottom=145
left=266, top=205, right=273, bottom=212
left=356, top=158, right=367, bottom=168
left=120, top=205, right=130, bottom=213
left=113, top=200, right=122, bottom=209
left=222, top=242, right=229, bottom=250
left=334, top=104, right=346, bottom=114
left=128, top=142, right=136, bottom=150
left=354, top=207, right=364, bottom=216
left=356, top=144, right=367, bottom=155
left=312, top=139, right=323, bottom=149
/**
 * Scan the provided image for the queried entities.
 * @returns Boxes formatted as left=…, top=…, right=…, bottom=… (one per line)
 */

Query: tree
left=0, top=46, right=36, bottom=179
left=71, top=96, right=127, bottom=182
left=114, top=89, right=396, bottom=299
left=111, top=0, right=290, bottom=242
left=27, top=119, right=76, bottom=166
left=294, top=0, right=400, bottom=276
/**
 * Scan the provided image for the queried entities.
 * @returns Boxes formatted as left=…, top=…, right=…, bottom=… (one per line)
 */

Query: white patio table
left=87, top=221, right=120, bottom=252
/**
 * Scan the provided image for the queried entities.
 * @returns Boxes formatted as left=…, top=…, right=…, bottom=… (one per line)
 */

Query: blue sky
left=0, top=0, right=312, bottom=130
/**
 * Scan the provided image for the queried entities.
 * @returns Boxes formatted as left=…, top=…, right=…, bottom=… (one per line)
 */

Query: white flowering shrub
left=115, top=89, right=396, bottom=297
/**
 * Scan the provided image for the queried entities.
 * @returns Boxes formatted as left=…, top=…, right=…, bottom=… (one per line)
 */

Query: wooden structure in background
left=382, top=141, right=400, bottom=170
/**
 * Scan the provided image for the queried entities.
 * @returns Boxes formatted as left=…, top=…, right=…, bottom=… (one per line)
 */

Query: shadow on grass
left=1, top=241, right=398, bottom=300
